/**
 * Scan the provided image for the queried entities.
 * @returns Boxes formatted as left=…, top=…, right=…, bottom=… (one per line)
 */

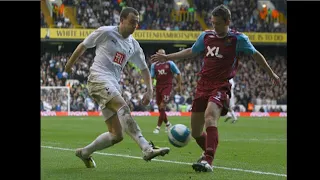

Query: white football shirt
left=83, top=26, right=147, bottom=82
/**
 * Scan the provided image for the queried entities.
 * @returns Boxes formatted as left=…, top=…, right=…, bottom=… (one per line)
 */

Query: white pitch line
left=41, top=145, right=286, bottom=177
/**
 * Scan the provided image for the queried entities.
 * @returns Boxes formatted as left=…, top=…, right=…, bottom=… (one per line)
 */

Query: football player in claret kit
left=151, top=4, right=280, bottom=172
left=150, top=49, right=182, bottom=134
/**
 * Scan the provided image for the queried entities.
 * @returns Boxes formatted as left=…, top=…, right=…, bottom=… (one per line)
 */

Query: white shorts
left=87, top=74, right=121, bottom=120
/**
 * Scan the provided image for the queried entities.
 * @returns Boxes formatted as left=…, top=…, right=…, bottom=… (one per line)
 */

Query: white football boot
left=143, top=141, right=170, bottom=161
left=153, top=128, right=160, bottom=134
left=192, top=160, right=213, bottom=172
left=75, top=148, right=96, bottom=168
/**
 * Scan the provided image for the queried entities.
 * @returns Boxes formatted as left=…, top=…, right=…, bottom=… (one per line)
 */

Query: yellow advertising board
left=40, top=28, right=286, bottom=43
left=41, top=28, right=48, bottom=39
left=245, top=32, right=286, bottom=43
left=41, top=28, right=95, bottom=39
left=133, top=30, right=201, bottom=41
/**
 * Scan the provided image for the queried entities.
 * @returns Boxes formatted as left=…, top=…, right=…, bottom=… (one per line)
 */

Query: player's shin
left=157, top=109, right=164, bottom=127
left=205, top=126, right=219, bottom=165
left=118, top=105, right=151, bottom=151
left=191, top=112, right=206, bottom=151
left=82, top=132, right=118, bottom=157
left=161, top=109, right=168, bottom=123
left=194, top=132, right=207, bottom=151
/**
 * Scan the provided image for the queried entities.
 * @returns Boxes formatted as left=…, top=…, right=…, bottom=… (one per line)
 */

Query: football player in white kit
left=224, top=78, right=238, bottom=123
left=65, top=7, right=170, bottom=168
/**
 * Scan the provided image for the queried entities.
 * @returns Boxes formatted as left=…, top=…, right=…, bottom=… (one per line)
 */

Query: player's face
left=123, top=13, right=139, bottom=35
left=211, top=16, right=229, bottom=36
left=157, top=49, right=166, bottom=54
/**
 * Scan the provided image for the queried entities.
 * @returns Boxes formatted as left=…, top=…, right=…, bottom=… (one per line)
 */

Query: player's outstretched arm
left=175, top=73, right=182, bottom=93
left=65, top=43, right=87, bottom=73
left=151, top=48, right=194, bottom=63
left=252, top=51, right=280, bottom=85
left=140, top=68, right=153, bottom=106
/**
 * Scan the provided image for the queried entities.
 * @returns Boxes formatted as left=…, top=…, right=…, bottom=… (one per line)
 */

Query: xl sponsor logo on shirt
left=113, top=52, right=125, bottom=65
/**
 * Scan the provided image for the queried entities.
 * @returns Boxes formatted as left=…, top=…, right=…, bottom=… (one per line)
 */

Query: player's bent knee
left=204, top=113, right=218, bottom=127
left=109, top=132, right=124, bottom=144
left=117, top=105, right=131, bottom=119
left=117, top=105, right=141, bottom=134
left=101, top=108, right=116, bottom=121
left=204, top=112, right=214, bottom=121
left=113, top=134, right=124, bottom=144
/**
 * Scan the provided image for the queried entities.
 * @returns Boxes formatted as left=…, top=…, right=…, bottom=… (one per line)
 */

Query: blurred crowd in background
left=41, top=0, right=286, bottom=32
left=40, top=49, right=287, bottom=112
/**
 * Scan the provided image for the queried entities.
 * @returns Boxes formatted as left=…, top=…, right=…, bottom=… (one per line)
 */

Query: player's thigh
left=87, top=81, right=121, bottom=111
left=161, top=86, right=172, bottom=104
left=208, top=89, right=230, bottom=116
left=88, top=81, right=124, bottom=134
left=205, top=102, right=222, bottom=127
left=191, top=112, right=205, bottom=138
left=205, top=90, right=229, bottom=127
left=106, top=95, right=128, bottom=113
left=155, top=87, right=163, bottom=106
left=156, top=86, right=171, bottom=107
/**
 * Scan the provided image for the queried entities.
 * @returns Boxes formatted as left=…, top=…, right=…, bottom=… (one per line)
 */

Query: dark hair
left=120, top=7, right=139, bottom=19
left=211, top=4, right=231, bottom=22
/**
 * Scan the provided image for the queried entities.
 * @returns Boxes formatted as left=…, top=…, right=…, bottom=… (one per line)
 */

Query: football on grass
left=168, top=124, right=191, bottom=148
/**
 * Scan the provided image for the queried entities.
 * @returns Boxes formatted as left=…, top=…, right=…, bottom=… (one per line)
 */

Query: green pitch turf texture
left=41, top=116, right=286, bottom=180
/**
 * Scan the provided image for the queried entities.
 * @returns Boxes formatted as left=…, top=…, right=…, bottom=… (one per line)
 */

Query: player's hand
left=64, top=63, right=73, bottom=74
left=270, top=72, right=280, bottom=85
left=141, top=90, right=153, bottom=106
left=151, top=52, right=168, bottom=63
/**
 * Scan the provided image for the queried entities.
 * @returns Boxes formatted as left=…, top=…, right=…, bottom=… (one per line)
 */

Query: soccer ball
left=168, top=124, right=191, bottom=148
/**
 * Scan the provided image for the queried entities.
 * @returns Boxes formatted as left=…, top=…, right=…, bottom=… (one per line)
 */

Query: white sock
left=82, top=132, right=115, bottom=157
left=156, top=126, right=160, bottom=130
left=118, top=106, right=151, bottom=151
left=166, top=121, right=171, bottom=127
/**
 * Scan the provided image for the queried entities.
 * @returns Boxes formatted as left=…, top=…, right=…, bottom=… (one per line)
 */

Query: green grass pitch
left=41, top=116, right=286, bottom=180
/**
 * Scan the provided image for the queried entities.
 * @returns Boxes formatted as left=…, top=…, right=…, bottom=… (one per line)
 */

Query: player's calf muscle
left=191, top=112, right=205, bottom=138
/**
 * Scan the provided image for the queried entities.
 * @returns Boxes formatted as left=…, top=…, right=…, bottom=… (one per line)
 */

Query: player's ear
left=225, top=19, right=231, bottom=26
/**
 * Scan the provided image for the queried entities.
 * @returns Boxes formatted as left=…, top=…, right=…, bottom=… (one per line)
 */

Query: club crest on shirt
left=165, top=64, right=169, bottom=69
left=225, top=38, right=232, bottom=46
left=113, top=52, right=125, bottom=65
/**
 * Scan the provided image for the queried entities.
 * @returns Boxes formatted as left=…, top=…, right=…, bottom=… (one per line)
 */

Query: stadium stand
left=41, top=0, right=286, bottom=32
